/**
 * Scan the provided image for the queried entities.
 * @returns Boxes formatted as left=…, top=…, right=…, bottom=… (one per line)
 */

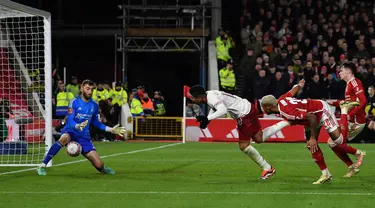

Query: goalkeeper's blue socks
left=42, top=141, right=63, bottom=165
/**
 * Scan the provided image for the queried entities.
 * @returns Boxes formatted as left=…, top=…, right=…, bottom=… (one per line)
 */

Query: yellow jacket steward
left=66, top=84, right=80, bottom=97
left=219, top=67, right=236, bottom=89
left=216, top=42, right=231, bottom=62
left=56, top=91, right=75, bottom=116
left=216, top=35, right=234, bottom=49
left=130, top=98, right=144, bottom=117
left=110, top=88, right=128, bottom=106
left=92, top=89, right=109, bottom=102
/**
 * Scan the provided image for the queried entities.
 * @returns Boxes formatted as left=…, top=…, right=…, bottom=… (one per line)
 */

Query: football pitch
left=0, top=142, right=374, bottom=208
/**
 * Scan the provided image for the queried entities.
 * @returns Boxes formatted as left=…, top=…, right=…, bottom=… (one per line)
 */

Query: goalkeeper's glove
left=75, top=120, right=88, bottom=131
left=111, top=124, right=127, bottom=137
left=196, top=115, right=210, bottom=129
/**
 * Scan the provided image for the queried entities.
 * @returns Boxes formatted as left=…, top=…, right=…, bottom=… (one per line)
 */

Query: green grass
left=0, top=142, right=374, bottom=208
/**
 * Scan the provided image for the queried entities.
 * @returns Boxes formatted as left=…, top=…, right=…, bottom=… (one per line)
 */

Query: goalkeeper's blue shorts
left=61, top=131, right=96, bottom=154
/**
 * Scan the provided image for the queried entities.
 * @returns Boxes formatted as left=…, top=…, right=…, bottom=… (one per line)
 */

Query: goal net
left=0, top=0, right=52, bottom=166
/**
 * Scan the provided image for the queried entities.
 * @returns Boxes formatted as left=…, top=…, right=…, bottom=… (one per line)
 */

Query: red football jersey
left=345, top=78, right=366, bottom=123
left=277, top=92, right=324, bottom=124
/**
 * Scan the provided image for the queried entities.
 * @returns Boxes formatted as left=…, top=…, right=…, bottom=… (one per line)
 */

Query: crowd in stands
left=51, top=76, right=167, bottom=141
left=215, top=0, right=375, bottom=118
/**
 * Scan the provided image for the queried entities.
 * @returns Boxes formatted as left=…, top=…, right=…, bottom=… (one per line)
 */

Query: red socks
left=330, top=146, right=354, bottom=167
left=310, top=146, right=327, bottom=170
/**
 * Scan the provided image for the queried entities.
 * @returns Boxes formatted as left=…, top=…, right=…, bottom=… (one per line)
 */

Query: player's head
left=189, top=85, right=206, bottom=103
left=260, top=95, right=278, bottom=115
left=81, top=79, right=95, bottom=100
left=369, top=85, right=375, bottom=96
left=339, top=62, right=356, bottom=81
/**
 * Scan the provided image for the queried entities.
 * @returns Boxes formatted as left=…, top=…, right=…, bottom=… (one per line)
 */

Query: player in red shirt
left=328, top=63, right=367, bottom=168
left=260, top=80, right=366, bottom=184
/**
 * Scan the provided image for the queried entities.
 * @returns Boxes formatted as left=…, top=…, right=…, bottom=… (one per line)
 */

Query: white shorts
left=319, top=101, right=339, bottom=134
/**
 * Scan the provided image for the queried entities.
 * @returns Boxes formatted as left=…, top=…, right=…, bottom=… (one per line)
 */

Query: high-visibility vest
left=219, top=68, right=236, bottom=88
left=130, top=98, right=144, bottom=116
left=141, top=99, right=154, bottom=111
left=216, top=42, right=231, bottom=62
left=56, top=91, right=74, bottom=116
left=92, top=89, right=109, bottom=102
left=153, top=99, right=166, bottom=116
left=66, top=84, right=80, bottom=97
left=109, top=89, right=128, bottom=106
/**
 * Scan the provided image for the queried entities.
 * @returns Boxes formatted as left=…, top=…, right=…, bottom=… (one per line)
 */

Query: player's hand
left=307, top=138, right=318, bottom=154
left=75, top=120, right=88, bottom=131
left=298, top=79, right=305, bottom=88
left=111, top=124, right=126, bottom=137
left=196, top=115, right=210, bottom=129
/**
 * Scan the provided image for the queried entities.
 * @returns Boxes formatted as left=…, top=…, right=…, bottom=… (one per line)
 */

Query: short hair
left=369, top=85, right=375, bottom=90
left=81, top=79, right=95, bottom=87
left=341, top=62, right=356, bottom=74
left=189, top=85, right=206, bottom=98
left=260, top=95, right=277, bottom=106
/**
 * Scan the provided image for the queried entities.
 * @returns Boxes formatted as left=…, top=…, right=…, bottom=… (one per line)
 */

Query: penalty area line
left=0, top=142, right=182, bottom=176
left=0, top=191, right=374, bottom=196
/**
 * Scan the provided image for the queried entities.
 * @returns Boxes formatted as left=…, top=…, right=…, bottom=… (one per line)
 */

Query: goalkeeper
left=37, top=79, right=126, bottom=176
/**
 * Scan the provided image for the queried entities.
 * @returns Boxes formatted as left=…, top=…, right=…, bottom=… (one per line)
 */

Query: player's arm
left=91, top=105, right=126, bottom=136
left=66, top=99, right=80, bottom=130
left=305, top=113, right=319, bottom=153
left=348, top=85, right=367, bottom=118
left=286, top=79, right=305, bottom=97
left=207, top=96, right=227, bottom=121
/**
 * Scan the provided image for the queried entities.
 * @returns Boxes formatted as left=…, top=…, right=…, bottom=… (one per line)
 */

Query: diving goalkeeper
left=37, top=79, right=126, bottom=176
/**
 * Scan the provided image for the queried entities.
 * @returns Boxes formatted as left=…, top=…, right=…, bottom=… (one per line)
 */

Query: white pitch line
left=0, top=142, right=182, bottom=176
left=0, top=191, right=374, bottom=196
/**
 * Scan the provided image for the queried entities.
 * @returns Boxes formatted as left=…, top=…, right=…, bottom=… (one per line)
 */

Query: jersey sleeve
left=90, top=103, right=107, bottom=131
left=66, top=99, right=78, bottom=130
left=206, top=92, right=227, bottom=120
left=278, top=104, right=307, bottom=120
left=348, top=79, right=367, bottom=117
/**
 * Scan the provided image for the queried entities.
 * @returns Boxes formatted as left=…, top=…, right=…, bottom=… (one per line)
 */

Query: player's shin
left=328, top=137, right=354, bottom=167
left=262, top=121, right=290, bottom=142
left=41, top=141, right=63, bottom=166
left=243, top=145, right=271, bottom=170
left=309, top=145, right=330, bottom=175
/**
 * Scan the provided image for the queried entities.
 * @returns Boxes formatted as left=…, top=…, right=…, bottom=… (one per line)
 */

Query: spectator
left=253, top=69, right=270, bottom=99
left=241, top=24, right=252, bottom=49
left=324, top=73, right=339, bottom=99
left=130, top=91, right=144, bottom=118
left=307, top=75, right=324, bottom=99
left=92, top=82, right=109, bottom=103
left=153, top=91, right=166, bottom=116
left=366, top=85, right=375, bottom=117
left=270, top=71, right=287, bottom=98
left=219, top=60, right=236, bottom=94
left=240, top=47, right=256, bottom=79
left=66, top=76, right=80, bottom=97
left=54, top=81, right=74, bottom=119
left=109, top=82, right=128, bottom=124
left=284, top=65, right=298, bottom=90
left=141, top=93, right=154, bottom=116
left=185, top=99, right=202, bottom=117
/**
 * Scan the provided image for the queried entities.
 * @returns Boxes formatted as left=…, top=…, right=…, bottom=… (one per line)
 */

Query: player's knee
left=239, top=141, right=250, bottom=151
left=58, top=134, right=71, bottom=145
left=327, top=138, right=335, bottom=148
left=252, top=132, right=263, bottom=144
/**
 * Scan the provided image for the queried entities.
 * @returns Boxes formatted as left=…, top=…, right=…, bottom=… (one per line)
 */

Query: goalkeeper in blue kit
left=37, top=79, right=126, bottom=176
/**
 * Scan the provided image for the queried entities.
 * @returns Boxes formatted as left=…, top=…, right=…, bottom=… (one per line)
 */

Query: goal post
left=0, top=0, right=52, bottom=166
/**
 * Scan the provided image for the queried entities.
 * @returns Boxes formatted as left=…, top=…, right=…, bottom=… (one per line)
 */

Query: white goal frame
left=0, top=0, right=52, bottom=167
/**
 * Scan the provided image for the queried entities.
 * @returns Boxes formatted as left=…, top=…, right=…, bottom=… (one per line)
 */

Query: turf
left=0, top=142, right=374, bottom=208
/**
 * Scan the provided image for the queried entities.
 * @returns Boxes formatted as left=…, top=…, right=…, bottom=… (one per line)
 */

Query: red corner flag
left=183, top=85, right=191, bottom=98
